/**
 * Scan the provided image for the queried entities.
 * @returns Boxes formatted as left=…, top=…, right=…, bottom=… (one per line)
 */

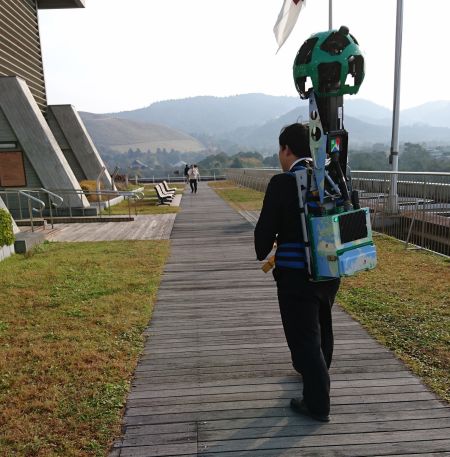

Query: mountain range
left=105, top=94, right=300, bottom=135
left=79, top=94, right=450, bottom=154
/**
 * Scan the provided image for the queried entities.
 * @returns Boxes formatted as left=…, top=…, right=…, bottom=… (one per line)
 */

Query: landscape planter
left=0, top=244, right=15, bottom=263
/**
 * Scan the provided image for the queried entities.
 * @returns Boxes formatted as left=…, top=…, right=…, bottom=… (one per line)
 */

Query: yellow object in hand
left=261, top=256, right=276, bottom=274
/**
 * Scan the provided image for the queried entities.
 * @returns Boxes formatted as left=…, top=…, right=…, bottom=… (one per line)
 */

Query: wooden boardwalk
left=52, top=214, right=177, bottom=242
left=110, top=182, right=450, bottom=457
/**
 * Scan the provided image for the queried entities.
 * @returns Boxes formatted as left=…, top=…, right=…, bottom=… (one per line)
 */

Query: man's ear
left=285, top=145, right=293, bottom=157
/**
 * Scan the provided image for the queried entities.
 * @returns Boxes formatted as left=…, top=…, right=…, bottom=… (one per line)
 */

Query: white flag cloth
left=273, top=0, right=307, bottom=52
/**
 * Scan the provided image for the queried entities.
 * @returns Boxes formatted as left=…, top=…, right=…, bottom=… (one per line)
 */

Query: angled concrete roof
left=37, top=0, right=85, bottom=9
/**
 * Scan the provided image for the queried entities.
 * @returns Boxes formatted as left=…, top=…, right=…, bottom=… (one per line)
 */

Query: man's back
left=255, top=172, right=304, bottom=262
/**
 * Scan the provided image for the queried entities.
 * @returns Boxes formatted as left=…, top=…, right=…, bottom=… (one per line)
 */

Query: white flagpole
left=388, top=0, right=403, bottom=214
left=329, top=0, right=333, bottom=30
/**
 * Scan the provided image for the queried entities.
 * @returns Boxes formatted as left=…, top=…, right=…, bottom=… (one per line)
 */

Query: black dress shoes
left=290, top=398, right=330, bottom=422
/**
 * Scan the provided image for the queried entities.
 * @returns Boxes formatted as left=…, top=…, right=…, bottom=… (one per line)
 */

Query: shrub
left=79, top=180, right=104, bottom=191
left=79, top=181, right=107, bottom=203
left=0, top=208, right=15, bottom=248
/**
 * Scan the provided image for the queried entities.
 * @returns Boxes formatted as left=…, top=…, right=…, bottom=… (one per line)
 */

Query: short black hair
left=279, top=123, right=310, bottom=158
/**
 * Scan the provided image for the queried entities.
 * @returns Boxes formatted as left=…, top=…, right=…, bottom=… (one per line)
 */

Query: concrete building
left=0, top=0, right=110, bottom=215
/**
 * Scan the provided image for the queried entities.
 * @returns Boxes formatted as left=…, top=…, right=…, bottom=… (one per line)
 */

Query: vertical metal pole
left=329, top=0, right=333, bottom=30
left=48, top=194, right=54, bottom=229
left=28, top=200, right=34, bottom=233
left=422, top=176, right=426, bottom=248
left=388, top=0, right=404, bottom=214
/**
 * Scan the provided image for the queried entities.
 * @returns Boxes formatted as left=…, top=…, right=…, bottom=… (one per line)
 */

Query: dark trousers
left=274, top=267, right=340, bottom=415
left=190, top=179, right=197, bottom=192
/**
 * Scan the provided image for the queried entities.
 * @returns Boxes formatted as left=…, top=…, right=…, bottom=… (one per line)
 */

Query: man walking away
left=187, top=164, right=200, bottom=193
left=254, top=123, right=340, bottom=422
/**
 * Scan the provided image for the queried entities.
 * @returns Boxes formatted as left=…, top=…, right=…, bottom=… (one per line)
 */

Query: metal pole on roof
left=329, top=0, right=333, bottom=30
left=388, top=0, right=403, bottom=214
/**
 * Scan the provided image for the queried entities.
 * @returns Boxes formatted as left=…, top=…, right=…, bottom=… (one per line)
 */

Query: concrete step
left=17, top=226, right=62, bottom=241
left=45, top=216, right=135, bottom=223
left=15, top=219, right=46, bottom=227
left=14, top=231, right=46, bottom=253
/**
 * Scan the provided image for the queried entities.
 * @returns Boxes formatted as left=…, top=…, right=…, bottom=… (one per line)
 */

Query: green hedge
left=0, top=208, right=15, bottom=248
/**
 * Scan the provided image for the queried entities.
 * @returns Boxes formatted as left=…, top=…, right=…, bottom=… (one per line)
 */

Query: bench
left=162, top=181, right=176, bottom=194
left=155, top=184, right=173, bottom=206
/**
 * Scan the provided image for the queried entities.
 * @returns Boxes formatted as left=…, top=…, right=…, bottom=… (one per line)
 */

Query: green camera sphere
left=293, top=26, right=365, bottom=99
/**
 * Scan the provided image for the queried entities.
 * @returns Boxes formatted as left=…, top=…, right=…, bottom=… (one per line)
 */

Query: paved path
left=111, top=182, right=450, bottom=457
left=51, top=214, right=177, bottom=242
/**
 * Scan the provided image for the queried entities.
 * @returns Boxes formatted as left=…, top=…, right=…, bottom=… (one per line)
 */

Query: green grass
left=102, top=198, right=180, bottom=215
left=0, top=240, right=170, bottom=456
left=207, top=181, right=240, bottom=189
left=211, top=186, right=264, bottom=211
left=338, top=236, right=450, bottom=404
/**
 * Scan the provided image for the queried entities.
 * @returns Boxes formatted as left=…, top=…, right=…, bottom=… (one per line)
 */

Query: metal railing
left=0, top=189, right=46, bottom=232
left=226, top=168, right=280, bottom=193
left=45, top=189, right=145, bottom=218
left=136, top=168, right=227, bottom=184
left=351, top=171, right=450, bottom=256
left=1, top=188, right=145, bottom=221
left=226, top=168, right=450, bottom=257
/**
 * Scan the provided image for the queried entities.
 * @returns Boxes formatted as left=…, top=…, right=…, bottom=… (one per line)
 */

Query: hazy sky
left=38, top=0, right=448, bottom=114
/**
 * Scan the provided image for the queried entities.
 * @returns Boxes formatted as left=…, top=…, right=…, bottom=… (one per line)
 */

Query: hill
left=78, top=113, right=205, bottom=153
left=80, top=96, right=450, bottom=157
left=237, top=106, right=450, bottom=150
left=401, top=100, right=450, bottom=127
left=104, top=94, right=300, bottom=135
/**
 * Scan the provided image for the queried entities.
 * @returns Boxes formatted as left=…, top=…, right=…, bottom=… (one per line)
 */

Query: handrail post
left=422, top=176, right=427, bottom=248
left=96, top=166, right=106, bottom=219
left=404, top=199, right=418, bottom=250
left=17, top=193, right=22, bottom=220
left=28, top=199, right=34, bottom=232
left=48, top=194, right=54, bottom=229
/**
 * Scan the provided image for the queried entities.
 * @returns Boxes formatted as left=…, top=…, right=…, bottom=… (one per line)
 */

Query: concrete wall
left=46, top=107, right=87, bottom=182
left=226, top=168, right=281, bottom=193
left=0, top=77, right=89, bottom=208
left=48, top=105, right=112, bottom=189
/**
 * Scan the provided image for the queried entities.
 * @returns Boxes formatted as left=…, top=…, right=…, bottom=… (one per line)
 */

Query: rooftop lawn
left=0, top=240, right=170, bottom=456
left=101, top=198, right=180, bottom=215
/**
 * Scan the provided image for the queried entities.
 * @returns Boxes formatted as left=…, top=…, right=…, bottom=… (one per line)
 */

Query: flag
left=273, top=0, right=307, bottom=52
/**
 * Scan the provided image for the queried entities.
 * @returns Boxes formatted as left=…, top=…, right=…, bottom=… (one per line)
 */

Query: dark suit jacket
left=254, top=170, right=305, bottom=261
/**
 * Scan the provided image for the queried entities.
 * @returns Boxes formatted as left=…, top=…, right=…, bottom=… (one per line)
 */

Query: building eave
left=37, top=0, right=85, bottom=9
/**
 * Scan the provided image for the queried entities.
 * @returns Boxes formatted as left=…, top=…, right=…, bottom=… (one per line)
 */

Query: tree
left=263, top=154, right=280, bottom=168
left=230, top=157, right=243, bottom=168
left=400, top=143, right=430, bottom=172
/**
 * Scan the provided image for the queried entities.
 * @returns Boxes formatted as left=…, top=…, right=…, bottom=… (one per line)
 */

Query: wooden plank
left=109, top=183, right=450, bottom=457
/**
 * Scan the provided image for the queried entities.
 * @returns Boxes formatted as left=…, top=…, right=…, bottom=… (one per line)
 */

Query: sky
left=38, top=0, right=450, bottom=114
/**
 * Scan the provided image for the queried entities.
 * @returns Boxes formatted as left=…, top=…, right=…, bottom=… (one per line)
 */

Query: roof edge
left=37, top=0, right=85, bottom=10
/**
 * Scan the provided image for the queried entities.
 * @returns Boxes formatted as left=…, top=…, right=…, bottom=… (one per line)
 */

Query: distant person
left=184, top=164, right=190, bottom=184
left=187, top=164, right=200, bottom=193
